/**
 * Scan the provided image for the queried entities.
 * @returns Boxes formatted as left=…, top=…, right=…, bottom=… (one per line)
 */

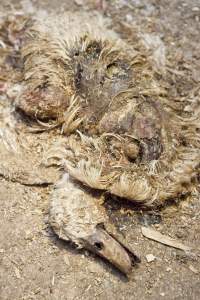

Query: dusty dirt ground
left=0, top=0, right=200, bottom=299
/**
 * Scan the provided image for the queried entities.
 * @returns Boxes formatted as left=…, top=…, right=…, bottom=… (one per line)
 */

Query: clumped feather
left=13, top=12, right=200, bottom=207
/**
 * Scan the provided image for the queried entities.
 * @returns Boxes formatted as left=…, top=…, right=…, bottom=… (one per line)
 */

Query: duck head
left=49, top=174, right=140, bottom=275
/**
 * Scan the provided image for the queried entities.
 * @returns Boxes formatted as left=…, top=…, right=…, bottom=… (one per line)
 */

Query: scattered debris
left=146, top=254, right=156, bottom=262
left=74, top=0, right=84, bottom=6
left=14, top=266, right=21, bottom=279
left=160, top=292, right=165, bottom=297
left=51, top=274, right=55, bottom=286
left=141, top=227, right=192, bottom=252
left=138, top=212, right=162, bottom=226
left=21, top=0, right=35, bottom=14
left=189, top=265, right=198, bottom=274
left=166, top=267, right=172, bottom=272
left=63, top=255, right=70, bottom=266
left=192, top=7, right=199, bottom=12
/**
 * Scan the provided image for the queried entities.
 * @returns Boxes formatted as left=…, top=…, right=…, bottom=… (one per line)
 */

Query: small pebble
left=146, top=254, right=156, bottom=262
left=126, top=14, right=133, bottom=23
left=192, top=7, right=199, bottom=12
left=14, top=267, right=21, bottom=279
left=74, top=0, right=83, bottom=6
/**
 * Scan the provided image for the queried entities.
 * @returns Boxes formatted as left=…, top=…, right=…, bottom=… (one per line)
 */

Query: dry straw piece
left=141, top=227, right=192, bottom=252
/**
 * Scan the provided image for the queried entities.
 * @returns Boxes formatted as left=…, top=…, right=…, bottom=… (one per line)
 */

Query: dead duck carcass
left=5, top=12, right=200, bottom=274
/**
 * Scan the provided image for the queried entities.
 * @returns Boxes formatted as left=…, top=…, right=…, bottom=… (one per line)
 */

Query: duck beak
left=82, top=224, right=140, bottom=275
